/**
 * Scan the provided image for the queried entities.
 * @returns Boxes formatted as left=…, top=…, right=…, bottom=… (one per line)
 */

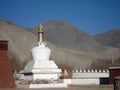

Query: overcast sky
left=0, top=0, right=120, bottom=35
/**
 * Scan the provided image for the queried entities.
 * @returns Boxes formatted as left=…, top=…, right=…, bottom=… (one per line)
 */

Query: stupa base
left=20, top=60, right=61, bottom=80
left=33, top=73, right=61, bottom=80
left=17, top=79, right=72, bottom=88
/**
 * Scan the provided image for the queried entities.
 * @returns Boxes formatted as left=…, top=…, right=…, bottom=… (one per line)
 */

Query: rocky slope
left=93, top=29, right=120, bottom=48
left=31, top=20, right=120, bottom=59
left=0, top=19, right=120, bottom=69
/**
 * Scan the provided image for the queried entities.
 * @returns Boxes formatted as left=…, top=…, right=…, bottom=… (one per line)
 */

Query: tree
left=8, top=52, right=28, bottom=73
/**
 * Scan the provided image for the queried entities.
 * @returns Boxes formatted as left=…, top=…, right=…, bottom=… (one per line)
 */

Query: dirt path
left=0, top=85, right=113, bottom=90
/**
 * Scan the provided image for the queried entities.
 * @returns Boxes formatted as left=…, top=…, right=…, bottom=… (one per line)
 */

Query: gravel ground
left=0, top=85, right=114, bottom=90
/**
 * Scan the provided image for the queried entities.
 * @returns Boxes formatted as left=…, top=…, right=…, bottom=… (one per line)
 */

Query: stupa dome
left=31, top=43, right=51, bottom=60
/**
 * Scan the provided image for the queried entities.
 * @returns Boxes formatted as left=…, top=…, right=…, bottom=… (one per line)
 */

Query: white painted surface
left=71, top=69, right=109, bottom=85
left=33, top=74, right=59, bottom=80
left=32, top=68, right=61, bottom=73
left=72, top=79, right=99, bottom=85
left=31, top=44, right=51, bottom=60
left=33, top=60, right=58, bottom=68
left=32, top=60, right=61, bottom=80
left=64, top=79, right=72, bottom=85
left=30, top=44, right=61, bottom=80
left=72, top=72, right=109, bottom=78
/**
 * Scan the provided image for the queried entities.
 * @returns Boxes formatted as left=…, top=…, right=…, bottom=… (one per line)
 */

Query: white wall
left=72, top=72, right=109, bottom=78
left=72, top=79, right=99, bottom=85
left=71, top=69, right=109, bottom=85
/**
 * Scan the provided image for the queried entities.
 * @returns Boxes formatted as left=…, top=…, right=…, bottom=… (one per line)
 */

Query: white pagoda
left=20, top=25, right=61, bottom=80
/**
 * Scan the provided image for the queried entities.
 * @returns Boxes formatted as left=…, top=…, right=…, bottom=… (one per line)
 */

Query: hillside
left=31, top=20, right=120, bottom=59
left=0, top=19, right=120, bottom=70
left=93, top=29, right=120, bottom=48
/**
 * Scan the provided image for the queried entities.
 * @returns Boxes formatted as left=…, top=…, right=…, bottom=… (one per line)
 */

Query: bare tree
left=8, top=52, right=28, bottom=73
left=90, top=57, right=120, bottom=69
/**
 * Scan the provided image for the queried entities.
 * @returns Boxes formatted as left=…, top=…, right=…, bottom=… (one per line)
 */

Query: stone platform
left=20, top=60, right=61, bottom=80
left=17, top=79, right=71, bottom=88
left=29, top=83, right=67, bottom=88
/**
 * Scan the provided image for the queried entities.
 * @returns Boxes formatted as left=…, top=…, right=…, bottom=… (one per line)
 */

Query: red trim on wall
left=0, top=40, right=16, bottom=88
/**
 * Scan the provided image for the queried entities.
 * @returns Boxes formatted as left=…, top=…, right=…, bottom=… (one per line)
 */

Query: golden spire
left=38, top=24, right=44, bottom=44
left=38, top=24, right=43, bottom=33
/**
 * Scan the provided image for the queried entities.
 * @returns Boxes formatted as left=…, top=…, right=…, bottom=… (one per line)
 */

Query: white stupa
left=20, top=25, right=61, bottom=80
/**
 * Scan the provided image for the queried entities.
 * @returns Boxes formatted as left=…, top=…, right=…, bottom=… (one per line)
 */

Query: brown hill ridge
left=93, top=29, right=120, bottom=48
left=0, top=19, right=120, bottom=70
left=32, top=20, right=120, bottom=59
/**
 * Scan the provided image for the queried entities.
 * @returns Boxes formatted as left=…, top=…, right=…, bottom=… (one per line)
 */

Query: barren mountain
left=93, top=29, right=120, bottom=48
left=31, top=20, right=120, bottom=59
left=0, top=19, right=120, bottom=69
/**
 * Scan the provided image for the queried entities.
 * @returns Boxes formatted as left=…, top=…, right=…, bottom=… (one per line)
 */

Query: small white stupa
left=20, top=25, right=61, bottom=80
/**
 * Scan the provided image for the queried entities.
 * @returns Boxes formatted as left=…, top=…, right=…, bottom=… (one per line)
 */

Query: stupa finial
left=39, top=24, right=43, bottom=32
left=38, top=24, right=44, bottom=44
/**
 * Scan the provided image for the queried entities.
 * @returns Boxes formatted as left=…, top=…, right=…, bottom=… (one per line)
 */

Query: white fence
left=72, top=69, right=109, bottom=85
